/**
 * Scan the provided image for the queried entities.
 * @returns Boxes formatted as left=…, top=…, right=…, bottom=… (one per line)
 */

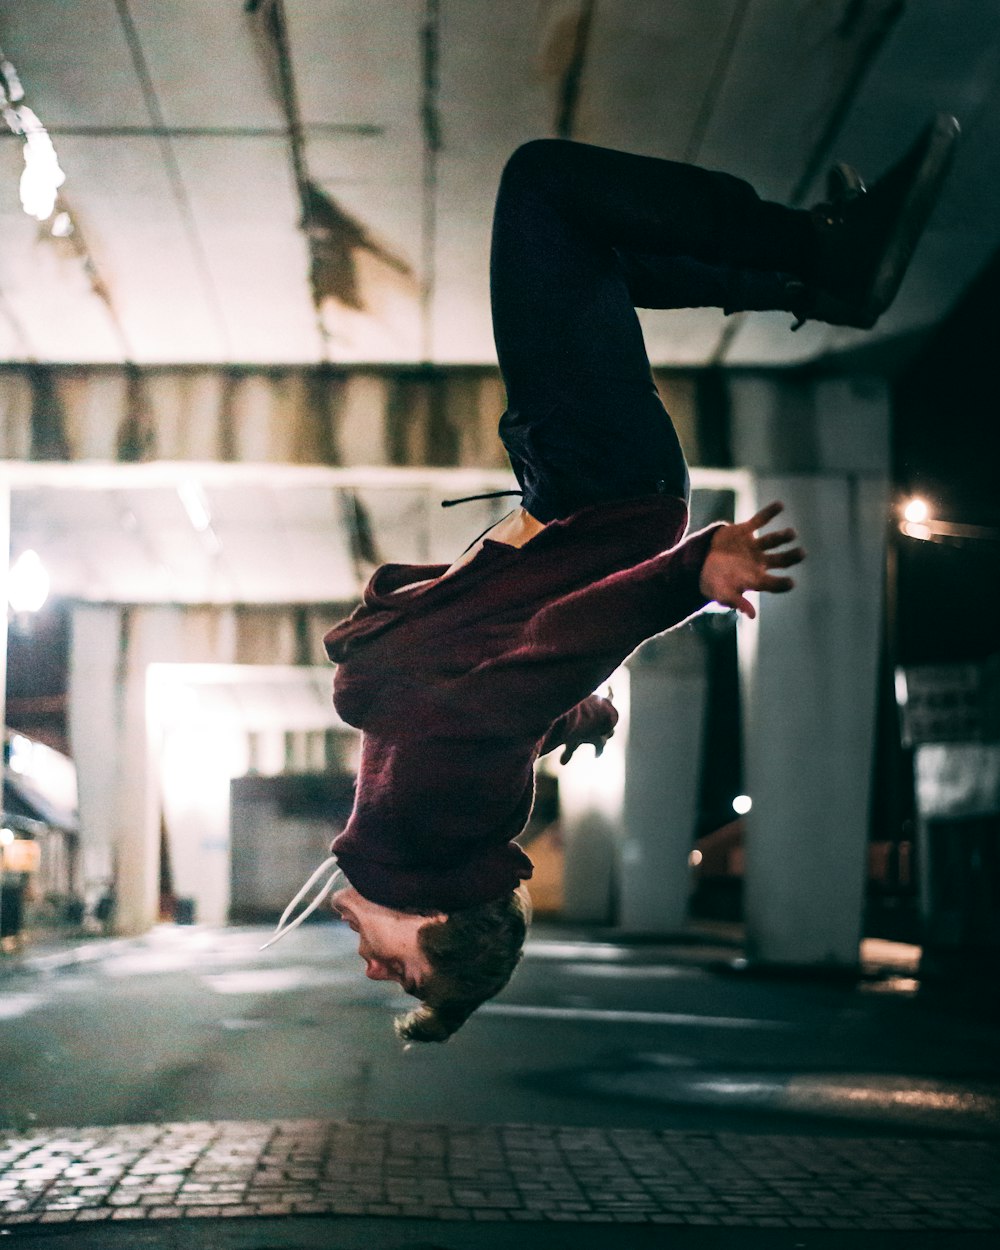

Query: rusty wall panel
left=0, top=371, right=34, bottom=459
left=1, top=364, right=740, bottom=472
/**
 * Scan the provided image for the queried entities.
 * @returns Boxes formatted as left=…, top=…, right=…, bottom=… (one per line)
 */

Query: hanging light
left=1, top=52, right=65, bottom=222
left=17, top=108, right=65, bottom=220
left=8, top=550, right=50, bottom=614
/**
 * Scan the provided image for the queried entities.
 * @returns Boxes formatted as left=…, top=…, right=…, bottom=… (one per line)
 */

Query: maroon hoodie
left=323, top=494, right=719, bottom=912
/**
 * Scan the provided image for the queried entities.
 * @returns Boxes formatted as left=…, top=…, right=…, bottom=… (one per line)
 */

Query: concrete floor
left=0, top=921, right=997, bottom=1137
left=0, top=920, right=998, bottom=1246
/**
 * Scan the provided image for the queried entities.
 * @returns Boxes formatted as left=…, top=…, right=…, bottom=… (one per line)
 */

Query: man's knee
left=500, top=138, right=574, bottom=190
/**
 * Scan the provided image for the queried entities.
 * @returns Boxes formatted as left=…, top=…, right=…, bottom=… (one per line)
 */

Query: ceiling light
left=18, top=110, right=65, bottom=220
left=1, top=55, right=65, bottom=222
left=8, top=549, right=50, bottom=613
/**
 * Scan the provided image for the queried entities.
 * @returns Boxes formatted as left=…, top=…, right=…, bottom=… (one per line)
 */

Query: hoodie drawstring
left=259, top=855, right=345, bottom=951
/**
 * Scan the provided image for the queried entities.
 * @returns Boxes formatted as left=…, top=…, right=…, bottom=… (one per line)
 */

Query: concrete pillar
left=69, top=605, right=136, bottom=928
left=619, top=630, right=709, bottom=933
left=0, top=481, right=9, bottom=830
left=70, top=604, right=244, bottom=934
left=730, top=375, right=890, bottom=967
left=559, top=668, right=629, bottom=924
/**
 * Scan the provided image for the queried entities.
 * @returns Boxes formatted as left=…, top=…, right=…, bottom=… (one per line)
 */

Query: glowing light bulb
left=8, top=549, right=49, bottom=613
left=732, top=795, right=752, bottom=815
left=903, top=498, right=929, bottom=524
left=18, top=109, right=64, bottom=221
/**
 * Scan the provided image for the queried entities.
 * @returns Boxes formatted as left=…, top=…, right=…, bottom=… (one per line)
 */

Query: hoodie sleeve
left=525, top=523, right=722, bottom=660
left=539, top=695, right=619, bottom=759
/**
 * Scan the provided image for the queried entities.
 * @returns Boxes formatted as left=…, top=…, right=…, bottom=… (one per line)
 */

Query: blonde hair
left=395, top=887, right=531, bottom=1043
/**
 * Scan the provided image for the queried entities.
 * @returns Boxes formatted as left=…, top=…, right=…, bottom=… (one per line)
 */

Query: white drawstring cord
left=259, top=855, right=344, bottom=951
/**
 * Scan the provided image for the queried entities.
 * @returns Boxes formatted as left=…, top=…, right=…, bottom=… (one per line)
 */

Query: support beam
left=619, top=631, right=708, bottom=932
left=731, top=376, right=890, bottom=967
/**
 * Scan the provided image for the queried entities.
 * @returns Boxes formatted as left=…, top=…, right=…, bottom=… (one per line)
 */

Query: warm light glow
left=7, top=734, right=33, bottom=775
left=688, top=848, right=703, bottom=868
left=903, top=497, right=929, bottom=524
left=5, top=734, right=77, bottom=810
left=18, top=107, right=65, bottom=220
left=732, top=795, right=752, bottom=815
left=8, top=549, right=50, bottom=612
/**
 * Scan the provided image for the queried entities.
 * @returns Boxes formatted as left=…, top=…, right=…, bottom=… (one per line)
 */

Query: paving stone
left=2, top=1119, right=998, bottom=1233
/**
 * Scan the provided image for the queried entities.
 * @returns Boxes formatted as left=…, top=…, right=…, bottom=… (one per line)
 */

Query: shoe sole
left=861, top=113, right=960, bottom=321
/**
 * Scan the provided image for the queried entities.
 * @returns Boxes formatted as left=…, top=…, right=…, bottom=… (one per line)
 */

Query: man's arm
left=526, top=503, right=803, bottom=660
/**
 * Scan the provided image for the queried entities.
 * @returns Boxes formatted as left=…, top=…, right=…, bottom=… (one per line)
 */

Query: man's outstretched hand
left=698, top=502, right=805, bottom=619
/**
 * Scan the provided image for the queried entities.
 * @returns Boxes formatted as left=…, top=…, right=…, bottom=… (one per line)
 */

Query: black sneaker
left=789, top=162, right=866, bottom=329
left=807, top=113, right=960, bottom=328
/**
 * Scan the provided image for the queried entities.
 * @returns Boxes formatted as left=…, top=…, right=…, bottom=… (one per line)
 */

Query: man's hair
left=395, top=889, right=530, bottom=1044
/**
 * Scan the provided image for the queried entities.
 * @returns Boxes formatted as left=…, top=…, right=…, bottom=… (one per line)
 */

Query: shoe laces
left=440, top=489, right=522, bottom=508
left=259, top=854, right=344, bottom=951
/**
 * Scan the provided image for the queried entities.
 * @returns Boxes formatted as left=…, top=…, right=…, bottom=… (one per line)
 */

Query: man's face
left=330, top=886, right=445, bottom=998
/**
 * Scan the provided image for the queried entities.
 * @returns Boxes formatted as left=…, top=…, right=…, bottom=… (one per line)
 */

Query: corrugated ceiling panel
left=166, top=136, right=321, bottom=364
left=430, top=0, right=556, bottom=364
left=0, top=142, right=124, bottom=362
left=125, top=0, right=286, bottom=130
left=0, top=0, right=148, bottom=128
left=50, top=135, right=228, bottom=361
left=692, top=0, right=905, bottom=203
left=576, top=0, right=741, bottom=160
left=289, top=0, right=424, bottom=362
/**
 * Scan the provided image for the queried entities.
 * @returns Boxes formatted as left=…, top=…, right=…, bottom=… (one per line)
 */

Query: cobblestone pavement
left=0, top=1119, right=997, bottom=1232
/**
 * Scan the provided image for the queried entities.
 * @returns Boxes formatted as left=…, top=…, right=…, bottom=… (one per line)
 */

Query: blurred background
left=0, top=0, right=999, bottom=1158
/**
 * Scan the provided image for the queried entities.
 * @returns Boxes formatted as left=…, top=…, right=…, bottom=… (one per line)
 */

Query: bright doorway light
left=902, top=497, right=929, bottom=524
left=8, top=549, right=50, bottom=613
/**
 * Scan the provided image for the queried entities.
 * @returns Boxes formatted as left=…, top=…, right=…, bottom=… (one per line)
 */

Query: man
left=265, top=117, right=959, bottom=1042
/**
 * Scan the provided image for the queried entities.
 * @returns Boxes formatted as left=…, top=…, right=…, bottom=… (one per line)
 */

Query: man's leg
left=490, top=138, right=811, bottom=407
left=489, top=139, right=811, bottom=519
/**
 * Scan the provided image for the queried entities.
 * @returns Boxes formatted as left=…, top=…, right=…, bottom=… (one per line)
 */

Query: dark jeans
left=490, top=139, right=815, bottom=522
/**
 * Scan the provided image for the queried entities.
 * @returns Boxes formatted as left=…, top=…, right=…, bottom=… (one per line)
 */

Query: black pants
left=490, top=139, right=815, bottom=522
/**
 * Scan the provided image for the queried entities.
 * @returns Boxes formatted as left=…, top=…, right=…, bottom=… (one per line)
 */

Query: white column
left=69, top=605, right=130, bottom=925
left=559, top=669, right=629, bottom=924
left=731, top=376, right=890, bottom=967
left=0, top=479, right=9, bottom=816
left=618, top=631, right=708, bottom=932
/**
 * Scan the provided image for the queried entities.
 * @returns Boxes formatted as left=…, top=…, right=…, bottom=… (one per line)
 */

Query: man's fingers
left=764, top=546, right=805, bottom=569
left=759, top=573, right=795, bottom=593
left=743, top=500, right=783, bottom=532
left=735, top=595, right=756, bottom=619
left=757, top=527, right=797, bottom=551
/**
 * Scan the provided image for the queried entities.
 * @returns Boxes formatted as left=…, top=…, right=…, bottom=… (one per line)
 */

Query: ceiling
left=0, top=0, right=997, bottom=371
